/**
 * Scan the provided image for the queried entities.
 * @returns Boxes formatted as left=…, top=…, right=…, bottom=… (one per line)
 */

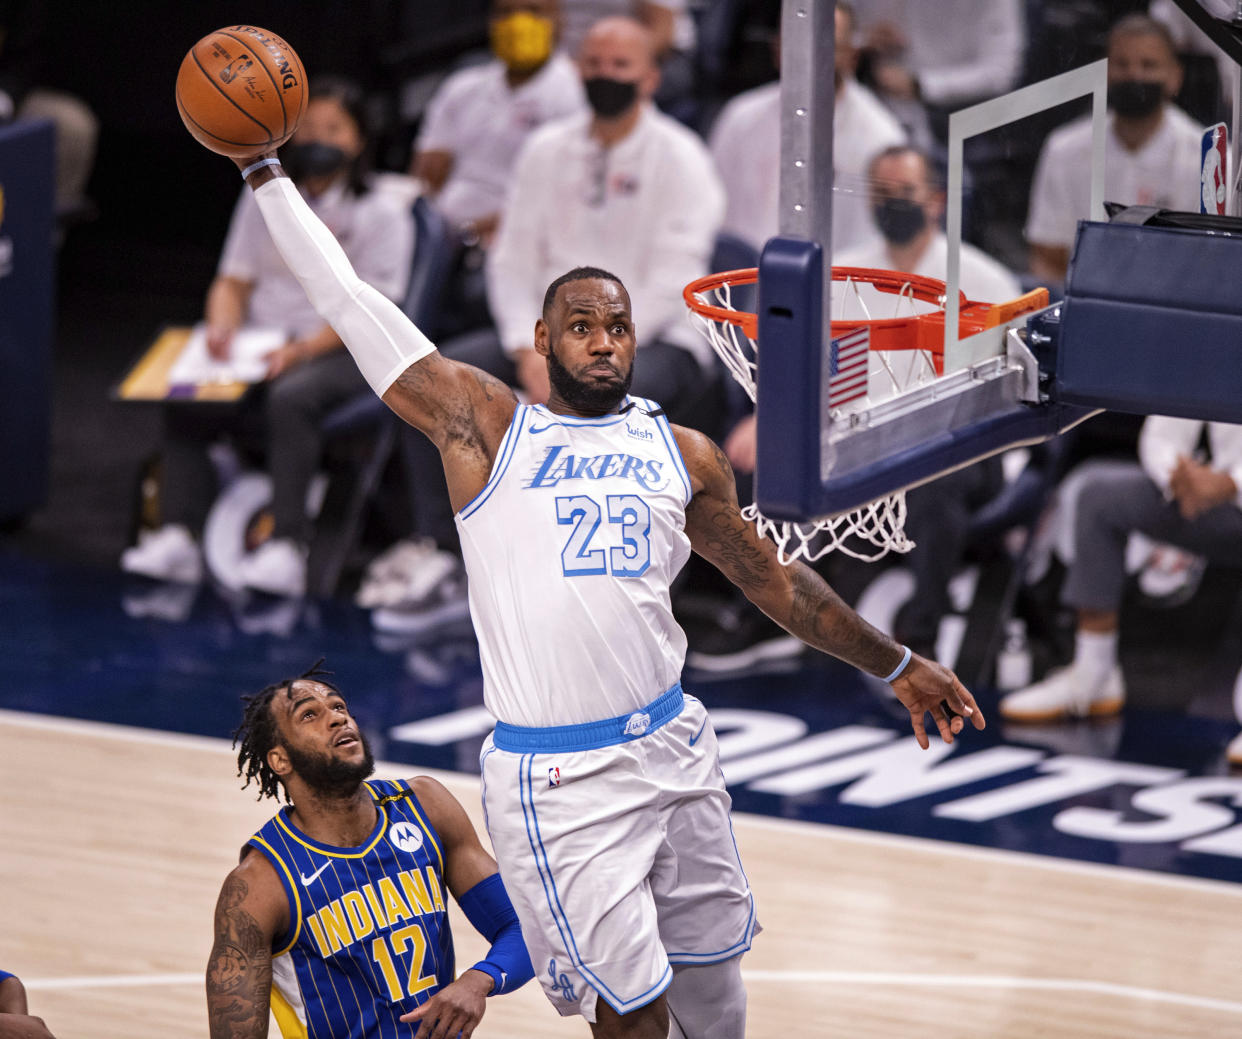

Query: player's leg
left=665, top=956, right=747, bottom=1039
left=645, top=694, right=758, bottom=1039
left=590, top=993, right=669, bottom=1038
left=479, top=735, right=675, bottom=1026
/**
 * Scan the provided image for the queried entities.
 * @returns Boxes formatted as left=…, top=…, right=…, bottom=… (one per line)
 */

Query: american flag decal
left=828, top=326, right=870, bottom=408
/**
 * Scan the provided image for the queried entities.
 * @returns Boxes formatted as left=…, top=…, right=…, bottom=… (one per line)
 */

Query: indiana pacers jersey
left=456, top=397, right=693, bottom=727
left=245, top=779, right=455, bottom=1038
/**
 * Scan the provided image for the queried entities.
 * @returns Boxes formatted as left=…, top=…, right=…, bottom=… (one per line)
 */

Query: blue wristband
left=241, top=156, right=282, bottom=180
left=882, top=645, right=912, bottom=683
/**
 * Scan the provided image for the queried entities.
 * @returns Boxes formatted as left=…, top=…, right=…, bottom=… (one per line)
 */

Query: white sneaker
left=237, top=538, right=307, bottom=598
left=999, top=664, right=1125, bottom=724
left=356, top=538, right=438, bottom=607
left=372, top=561, right=470, bottom=635
left=120, top=524, right=203, bottom=584
left=358, top=542, right=461, bottom=610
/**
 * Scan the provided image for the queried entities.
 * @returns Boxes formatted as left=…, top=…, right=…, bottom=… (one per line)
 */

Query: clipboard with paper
left=114, top=324, right=286, bottom=403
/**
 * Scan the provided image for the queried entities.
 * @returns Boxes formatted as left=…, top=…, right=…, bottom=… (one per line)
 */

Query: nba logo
left=1200, top=122, right=1227, bottom=215
left=548, top=767, right=561, bottom=787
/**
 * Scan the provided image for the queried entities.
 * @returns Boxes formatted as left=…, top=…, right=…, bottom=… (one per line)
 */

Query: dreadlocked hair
left=233, top=659, right=342, bottom=802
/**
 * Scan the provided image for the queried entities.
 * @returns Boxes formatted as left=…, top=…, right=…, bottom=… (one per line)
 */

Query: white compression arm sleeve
left=252, top=177, right=435, bottom=395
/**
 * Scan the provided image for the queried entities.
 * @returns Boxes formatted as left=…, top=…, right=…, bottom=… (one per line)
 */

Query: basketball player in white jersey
left=222, top=148, right=984, bottom=1038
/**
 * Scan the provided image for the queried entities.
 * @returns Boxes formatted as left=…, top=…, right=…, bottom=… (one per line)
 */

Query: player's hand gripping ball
left=176, top=26, right=307, bottom=158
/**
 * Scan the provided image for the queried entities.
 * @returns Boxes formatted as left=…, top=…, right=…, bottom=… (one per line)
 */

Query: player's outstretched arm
left=676, top=426, right=985, bottom=748
left=206, top=854, right=286, bottom=1039
left=398, top=778, right=533, bottom=1038
left=231, top=156, right=518, bottom=505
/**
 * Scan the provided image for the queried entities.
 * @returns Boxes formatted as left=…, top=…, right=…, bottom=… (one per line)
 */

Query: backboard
left=733, top=0, right=1242, bottom=523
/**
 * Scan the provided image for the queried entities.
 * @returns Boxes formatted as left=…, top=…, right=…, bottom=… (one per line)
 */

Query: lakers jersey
left=246, top=779, right=455, bottom=1038
left=456, top=397, right=693, bottom=728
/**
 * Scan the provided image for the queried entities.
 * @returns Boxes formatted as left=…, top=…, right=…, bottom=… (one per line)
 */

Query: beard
left=285, top=731, right=376, bottom=798
left=547, top=345, right=633, bottom=413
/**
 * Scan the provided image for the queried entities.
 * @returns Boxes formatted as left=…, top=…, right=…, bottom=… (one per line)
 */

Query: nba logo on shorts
left=548, top=767, right=561, bottom=787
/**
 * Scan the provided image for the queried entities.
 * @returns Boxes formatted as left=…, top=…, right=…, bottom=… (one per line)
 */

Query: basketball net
left=685, top=269, right=937, bottom=565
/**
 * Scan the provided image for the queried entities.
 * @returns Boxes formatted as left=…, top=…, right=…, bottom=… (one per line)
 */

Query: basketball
left=176, top=25, right=307, bottom=158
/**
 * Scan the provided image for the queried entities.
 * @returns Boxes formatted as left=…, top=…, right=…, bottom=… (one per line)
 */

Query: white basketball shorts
left=479, top=685, right=759, bottom=1021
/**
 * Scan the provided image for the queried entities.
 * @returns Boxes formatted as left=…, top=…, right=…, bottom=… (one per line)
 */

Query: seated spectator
left=1000, top=416, right=1242, bottom=728
left=0, top=969, right=57, bottom=1038
left=708, top=0, right=906, bottom=256
left=836, top=143, right=1022, bottom=300
left=558, top=0, right=696, bottom=118
left=853, top=0, right=1023, bottom=146
left=121, top=77, right=415, bottom=599
left=479, top=14, right=725, bottom=420
left=410, top=0, right=585, bottom=332
left=1026, top=14, right=1201, bottom=284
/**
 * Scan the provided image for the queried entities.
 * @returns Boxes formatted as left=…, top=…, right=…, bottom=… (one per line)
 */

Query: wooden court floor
left=2, top=709, right=1239, bottom=1039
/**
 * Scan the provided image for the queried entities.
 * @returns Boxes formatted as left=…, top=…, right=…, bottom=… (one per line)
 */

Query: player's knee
left=666, top=957, right=747, bottom=1039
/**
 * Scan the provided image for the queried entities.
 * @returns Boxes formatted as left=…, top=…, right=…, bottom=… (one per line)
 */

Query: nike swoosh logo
left=689, top=719, right=708, bottom=747
left=300, top=862, right=330, bottom=886
left=529, top=423, right=557, bottom=434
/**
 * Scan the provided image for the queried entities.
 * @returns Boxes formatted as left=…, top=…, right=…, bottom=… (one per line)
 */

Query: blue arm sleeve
left=0, top=970, right=14, bottom=983
left=456, top=873, right=534, bottom=996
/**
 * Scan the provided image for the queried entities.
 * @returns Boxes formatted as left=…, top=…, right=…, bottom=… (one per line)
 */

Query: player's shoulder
left=229, top=839, right=287, bottom=900
left=405, top=776, right=476, bottom=844
left=671, top=423, right=728, bottom=492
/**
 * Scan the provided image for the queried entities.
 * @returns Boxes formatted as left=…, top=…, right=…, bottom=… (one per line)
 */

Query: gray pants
left=1064, top=465, right=1242, bottom=612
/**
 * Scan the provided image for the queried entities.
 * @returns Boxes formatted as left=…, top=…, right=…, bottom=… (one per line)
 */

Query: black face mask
left=584, top=76, right=639, bottom=118
left=872, top=196, right=927, bottom=246
left=281, top=141, right=350, bottom=181
left=1108, top=80, right=1165, bottom=119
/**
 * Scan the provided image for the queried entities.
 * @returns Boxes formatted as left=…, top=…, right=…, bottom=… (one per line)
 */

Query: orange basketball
left=176, top=25, right=307, bottom=158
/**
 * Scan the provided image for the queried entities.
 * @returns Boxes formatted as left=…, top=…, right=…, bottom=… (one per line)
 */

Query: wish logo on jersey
left=525, top=444, right=669, bottom=492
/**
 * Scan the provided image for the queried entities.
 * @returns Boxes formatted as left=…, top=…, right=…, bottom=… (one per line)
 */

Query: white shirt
left=852, top=0, right=1023, bottom=106
left=708, top=79, right=906, bottom=255
left=487, top=104, right=725, bottom=365
left=218, top=180, right=415, bottom=339
left=1026, top=106, right=1203, bottom=250
left=835, top=230, right=1022, bottom=302
left=416, top=52, right=586, bottom=229
left=1140, top=415, right=1242, bottom=511
left=456, top=399, right=692, bottom=726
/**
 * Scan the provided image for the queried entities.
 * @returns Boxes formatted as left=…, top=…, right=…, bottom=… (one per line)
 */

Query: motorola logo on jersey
left=389, top=821, right=425, bottom=854
left=525, top=445, right=669, bottom=491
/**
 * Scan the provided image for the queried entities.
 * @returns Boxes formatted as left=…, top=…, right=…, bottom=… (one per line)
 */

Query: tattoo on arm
left=787, top=566, right=893, bottom=674
left=207, top=876, right=272, bottom=1039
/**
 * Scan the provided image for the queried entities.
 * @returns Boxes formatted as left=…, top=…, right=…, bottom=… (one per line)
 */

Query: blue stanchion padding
left=1059, top=220, right=1242, bottom=424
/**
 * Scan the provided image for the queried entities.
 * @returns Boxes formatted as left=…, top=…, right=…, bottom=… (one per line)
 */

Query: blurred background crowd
left=4, top=0, right=1241, bottom=741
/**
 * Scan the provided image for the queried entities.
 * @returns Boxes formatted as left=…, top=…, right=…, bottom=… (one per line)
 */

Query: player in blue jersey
left=217, top=149, right=984, bottom=1039
left=207, top=662, right=533, bottom=1039
left=0, top=969, right=57, bottom=1038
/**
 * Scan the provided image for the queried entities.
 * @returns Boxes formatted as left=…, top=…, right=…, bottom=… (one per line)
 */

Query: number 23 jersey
left=455, top=398, right=693, bottom=727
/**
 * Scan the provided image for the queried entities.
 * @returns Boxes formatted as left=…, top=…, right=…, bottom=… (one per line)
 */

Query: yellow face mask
left=491, top=11, right=555, bottom=73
